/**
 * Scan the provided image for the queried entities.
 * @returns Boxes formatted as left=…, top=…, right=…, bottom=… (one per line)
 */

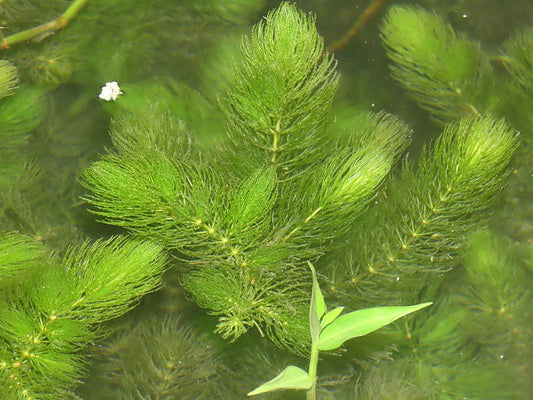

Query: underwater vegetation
left=0, top=0, right=531, bottom=399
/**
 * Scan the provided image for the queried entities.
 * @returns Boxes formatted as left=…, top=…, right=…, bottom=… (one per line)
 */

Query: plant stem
left=0, top=0, right=89, bottom=50
left=271, top=118, right=282, bottom=163
left=306, top=342, right=319, bottom=400
left=328, top=0, right=385, bottom=52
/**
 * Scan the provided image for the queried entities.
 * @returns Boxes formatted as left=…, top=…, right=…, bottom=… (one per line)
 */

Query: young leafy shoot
left=248, top=262, right=431, bottom=398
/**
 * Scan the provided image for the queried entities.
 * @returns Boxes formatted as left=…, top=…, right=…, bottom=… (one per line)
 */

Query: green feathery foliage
left=502, top=28, right=533, bottom=100
left=460, top=231, right=532, bottom=394
left=329, top=115, right=519, bottom=306
left=221, top=2, right=338, bottom=175
left=0, top=87, right=45, bottom=148
left=356, top=229, right=533, bottom=399
left=81, top=3, right=411, bottom=353
left=2, top=0, right=264, bottom=88
left=501, top=27, right=533, bottom=141
left=0, top=63, right=48, bottom=240
left=0, top=236, right=167, bottom=399
left=0, top=60, right=17, bottom=98
left=0, top=62, right=43, bottom=149
left=0, top=232, right=44, bottom=287
left=80, top=316, right=221, bottom=399
left=381, top=6, right=492, bottom=122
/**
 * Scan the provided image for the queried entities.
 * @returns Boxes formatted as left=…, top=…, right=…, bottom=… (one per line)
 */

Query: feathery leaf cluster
left=0, top=87, right=45, bottom=148
left=381, top=6, right=491, bottom=122
left=0, top=236, right=167, bottom=399
left=81, top=3, right=413, bottom=353
left=81, top=316, right=221, bottom=399
left=0, top=60, right=17, bottom=98
left=329, top=115, right=518, bottom=306
left=502, top=28, right=533, bottom=100
left=0, top=232, right=43, bottom=287
left=354, top=229, right=533, bottom=399
left=221, top=3, right=338, bottom=174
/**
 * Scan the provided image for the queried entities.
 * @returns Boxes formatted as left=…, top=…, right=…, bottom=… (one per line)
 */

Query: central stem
left=271, top=119, right=282, bottom=163
left=306, top=342, right=319, bottom=400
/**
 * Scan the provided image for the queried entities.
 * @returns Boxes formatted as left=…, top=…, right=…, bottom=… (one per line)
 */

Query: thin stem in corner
left=328, top=0, right=385, bottom=53
left=0, top=0, right=89, bottom=50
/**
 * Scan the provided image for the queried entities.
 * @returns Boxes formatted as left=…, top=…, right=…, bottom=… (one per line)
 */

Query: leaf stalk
left=0, top=0, right=89, bottom=50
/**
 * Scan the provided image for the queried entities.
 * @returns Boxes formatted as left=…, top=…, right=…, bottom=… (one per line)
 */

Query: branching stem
left=0, top=0, right=89, bottom=50
left=339, top=186, right=454, bottom=293
left=285, top=207, right=323, bottom=240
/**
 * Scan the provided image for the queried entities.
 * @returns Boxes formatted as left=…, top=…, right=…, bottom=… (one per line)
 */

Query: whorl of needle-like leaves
left=461, top=230, right=532, bottom=363
left=222, top=2, right=338, bottom=175
left=381, top=6, right=489, bottom=123
left=330, top=115, right=519, bottom=306
left=277, top=112, right=411, bottom=251
left=81, top=316, right=221, bottom=399
left=0, top=232, right=44, bottom=287
left=82, top=137, right=313, bottom=350
left=390, top=231, right=533, bottom=399
left=0, top=236, right=167, bottom=399
left=0, top=60, right=17, bottom=99
left=81, top=4, right=418, bottom=352
left=0, top=87, right=45, bottom=149
left=109, top=112, right=193, bottom=159
left=82, top=151, right=226, bottom=253
left=502, top=28, right=533, bottom=98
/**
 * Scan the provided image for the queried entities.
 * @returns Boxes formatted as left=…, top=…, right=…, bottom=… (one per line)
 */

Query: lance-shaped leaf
left=321, top=306, right=344, bottom=329
left=247, top=366, right=312, bottom=396
left=308, top=262, right=325, bottom=340
left=318, top=302, right=432, bottom=351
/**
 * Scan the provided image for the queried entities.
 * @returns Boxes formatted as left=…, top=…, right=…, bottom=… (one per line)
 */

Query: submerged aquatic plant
left=0, top=235, right=167, bottom=398
left=81, top=2, right=413, bottom=353
left=0, top=0, right=530, bottom=398
left=80, top=316, right=221, bottom=400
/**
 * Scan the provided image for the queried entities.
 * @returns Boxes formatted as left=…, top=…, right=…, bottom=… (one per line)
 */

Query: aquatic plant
left=80, top=316, right=221, bottom=400
left=0, top=0, right=530, bottom=398
left=0, top=235, right=167, bottom=398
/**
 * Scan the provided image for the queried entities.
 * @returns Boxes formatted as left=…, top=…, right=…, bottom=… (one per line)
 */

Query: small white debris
left=99, top=81, right=123, bottom=101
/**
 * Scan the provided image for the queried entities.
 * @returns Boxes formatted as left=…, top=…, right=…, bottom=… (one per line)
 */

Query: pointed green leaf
left=309, top=262, right=326, bottom=318
left=308, top=262, right=325, bottom=340
left=318, top=302, right=432, bottom=351
left=247, top=366, right=312, bottom=396
left=321, top=306, right=344, bottom=328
